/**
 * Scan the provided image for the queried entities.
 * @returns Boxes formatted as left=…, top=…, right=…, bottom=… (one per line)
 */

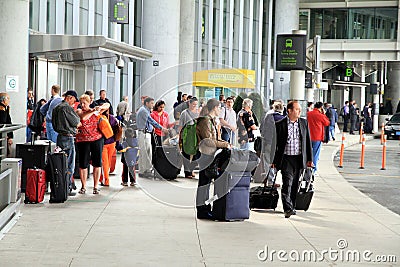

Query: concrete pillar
left=369, top=72, right=379, bottom=133
left=273, top=0, right=299, bottom=102
left=179, top=0, right=195, bottom=96
left=142, top=0, right=180, bottom=112
left=290, top=70, right=305, bottom=100
left=0, top=0, right=29, bottom=145
left=387, top=62, right=400, bottom=114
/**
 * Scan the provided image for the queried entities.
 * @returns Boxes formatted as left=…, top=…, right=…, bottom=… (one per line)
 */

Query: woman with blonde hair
left=76, top=94, right=109, bottom=194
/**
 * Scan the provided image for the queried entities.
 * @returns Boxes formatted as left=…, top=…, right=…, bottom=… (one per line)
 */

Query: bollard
left=359, top=134, right=366, bottom=169
left=359, top=121, right=364, bottom=143
left=381, top=135, right=387, bottom=170
left=338, top=133, right=345, bottom=168
left=381, top=123, right=385, bottom=145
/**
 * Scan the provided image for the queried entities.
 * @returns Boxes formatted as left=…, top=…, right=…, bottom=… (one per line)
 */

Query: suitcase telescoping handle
left=261, top=167, right=277, bottom=193
left=298, top=167, right=314, bottom=193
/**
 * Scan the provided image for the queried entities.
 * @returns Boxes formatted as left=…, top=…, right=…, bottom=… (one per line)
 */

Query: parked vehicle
left=384, top=113, right=400, bottom=139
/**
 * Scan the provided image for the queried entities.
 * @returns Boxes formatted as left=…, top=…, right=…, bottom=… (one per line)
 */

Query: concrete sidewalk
left=0, top=134, right=399, bottom=266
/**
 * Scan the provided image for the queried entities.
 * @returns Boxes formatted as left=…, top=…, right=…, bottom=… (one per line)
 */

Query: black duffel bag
left=216, top=148, right=260, bottom=173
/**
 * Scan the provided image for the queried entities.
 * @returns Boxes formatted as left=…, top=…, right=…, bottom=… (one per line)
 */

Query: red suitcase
left=24, top=169, right=46, bottom=204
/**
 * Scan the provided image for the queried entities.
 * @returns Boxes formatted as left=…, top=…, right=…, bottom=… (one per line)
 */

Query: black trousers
left=182, top=150, right=199, bottom=176
left=280, top=155, right=303, bottom=212
left=343, top=116, right=349, bottom=132
left=196, top=154, right=214, bottom=215
left=150, top=134, right=162, bottom=165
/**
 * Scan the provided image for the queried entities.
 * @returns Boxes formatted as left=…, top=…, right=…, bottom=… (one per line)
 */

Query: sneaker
left=121, top=182, right=128, bottom=186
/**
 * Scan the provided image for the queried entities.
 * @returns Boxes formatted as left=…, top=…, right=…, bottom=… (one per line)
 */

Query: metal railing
left=0, top=124, right=25, bottom=159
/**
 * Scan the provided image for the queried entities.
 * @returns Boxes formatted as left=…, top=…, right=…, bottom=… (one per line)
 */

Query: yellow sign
left=193, top=69, right=255, bottom=89
left=208, top=73, right=243, bottom=84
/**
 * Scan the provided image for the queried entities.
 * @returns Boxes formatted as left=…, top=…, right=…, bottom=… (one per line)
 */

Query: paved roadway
left=334, top=137, right=400, bottom=215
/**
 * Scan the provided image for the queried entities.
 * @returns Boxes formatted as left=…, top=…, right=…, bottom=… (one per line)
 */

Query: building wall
left=0, top=0, right=30, bottom=145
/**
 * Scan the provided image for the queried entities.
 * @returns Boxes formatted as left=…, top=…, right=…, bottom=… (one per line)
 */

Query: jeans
left=221, top=128, right=236, bottom=145
left=240, top=141, right=254, bottom=151
left=56, top=135, right=75, bottom=190
left=138, top=131, right=152, bottom=174
left=329, top=125, right=335, bottom=140
left=311, top=140, right=322, bottom=172
left=46, top=121, right=58, bottom=143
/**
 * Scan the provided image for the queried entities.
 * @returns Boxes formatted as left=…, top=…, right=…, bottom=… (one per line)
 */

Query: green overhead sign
left=276, top=34, right=307, bottom=71
left=109, top=0, right=129, bottom=24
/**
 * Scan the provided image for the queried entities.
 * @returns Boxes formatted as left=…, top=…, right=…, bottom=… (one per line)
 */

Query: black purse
left=204, top=159, right=218, bottom=178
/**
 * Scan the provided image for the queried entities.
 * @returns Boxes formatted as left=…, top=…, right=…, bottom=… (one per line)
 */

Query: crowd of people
left=8, top=85, right=382, bottom=218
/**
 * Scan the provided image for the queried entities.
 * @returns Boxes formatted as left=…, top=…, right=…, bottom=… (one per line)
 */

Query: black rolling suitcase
left=16, top=140, right=55, bottom=192
left=153, top=134, right=182, bottom=180
left=47, top=152, right=69, bottom=203
left=153, top=146, right=182, bottom=180
left=295, top=168, right=314, bottom=211
left=249, top=168, right=279, bottom=210
left=212, top=171, right=251, bottom=221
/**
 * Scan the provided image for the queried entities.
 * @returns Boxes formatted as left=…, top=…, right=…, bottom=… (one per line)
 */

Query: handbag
left=249, top=167, right=279, bottom=210
left=98, top=115, right=113, bottom=139
left=113, top=122, right=123, bottom=141
left=204, top=157, right=219, bottom=178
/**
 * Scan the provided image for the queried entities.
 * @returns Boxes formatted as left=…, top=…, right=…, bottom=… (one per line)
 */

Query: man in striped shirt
left=272, top=101, right=313, bottom=218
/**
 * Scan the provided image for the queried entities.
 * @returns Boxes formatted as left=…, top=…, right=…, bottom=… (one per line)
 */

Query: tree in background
left=232, top=92, right=248, bottom=114
left=248, top=92, right=264, bottom=123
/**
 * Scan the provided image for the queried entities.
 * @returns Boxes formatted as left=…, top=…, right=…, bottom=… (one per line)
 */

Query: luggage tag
left=205, top=194, right=218, bottom=205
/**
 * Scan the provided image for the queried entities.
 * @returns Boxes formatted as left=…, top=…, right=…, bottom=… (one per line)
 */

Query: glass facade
left=307, top=7, right=398, bottom=40
left=28, top=0, right=143, bottom=107
left=195, top=0, right=264, bottom=87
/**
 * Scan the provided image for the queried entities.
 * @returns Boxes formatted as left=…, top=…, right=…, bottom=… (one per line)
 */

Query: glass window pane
left=29, top=0, right=40, bottom=31
left=79, top=8, right=88, bottom=35
left=65, top=2, right=73, bottom=34
left=46, top=0, right=56, bottom=33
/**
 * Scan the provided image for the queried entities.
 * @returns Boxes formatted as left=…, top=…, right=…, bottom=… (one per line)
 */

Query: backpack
left=339, top=107, right=344, bottom=117
left=181, top=120, right=198, bottom=155
left=28, top=101, right=46, bottom=133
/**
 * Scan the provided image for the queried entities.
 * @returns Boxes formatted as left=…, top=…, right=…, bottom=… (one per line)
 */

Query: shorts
left=77, top=138, right=104, bottom=168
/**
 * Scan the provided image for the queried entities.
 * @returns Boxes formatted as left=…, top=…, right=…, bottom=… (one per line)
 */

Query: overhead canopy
left=332, top=80, right=370, bottom=87
left=29, top=33, right=152, bottom=66
left=193, top=69, right=255, bottom=89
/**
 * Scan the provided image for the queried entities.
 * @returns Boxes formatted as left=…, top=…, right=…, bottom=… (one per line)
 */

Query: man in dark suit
left=349, top=100, right=357, bottom=134
left=272, top=101, right=313, bottom=218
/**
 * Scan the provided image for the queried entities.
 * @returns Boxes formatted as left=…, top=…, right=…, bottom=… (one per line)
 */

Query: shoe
left=93, top=188, right=100, bottom=194
left=78, top=188, right=86, bottom=194
left=284, top=210, right=295, bottom=218
left=185, top=174, right=194, bottom=178
left=68, top=191, right=76, bottom=196
left=130, top=182, right=136, bottom=186
left=293, top=209, right=297, bottom=215
left=333, top=137, right=335, bottom=141
left=197, top=212, right=213, bottom=220
left=102, top=184, right=109, bottom=187
left=121, top=182, right=128, bottom=186
left=100, top=182, right=105, bottom=186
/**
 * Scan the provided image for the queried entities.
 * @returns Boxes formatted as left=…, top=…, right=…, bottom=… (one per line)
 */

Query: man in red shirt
left=307, top=102, right=330, bottom=172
